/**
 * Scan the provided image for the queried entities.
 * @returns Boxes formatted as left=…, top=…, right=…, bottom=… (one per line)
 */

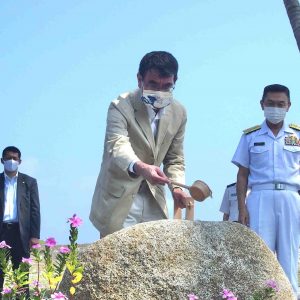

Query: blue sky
left=1, top=1, right=299, bottom=244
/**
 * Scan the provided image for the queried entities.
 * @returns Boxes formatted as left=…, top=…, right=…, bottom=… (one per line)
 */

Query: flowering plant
left=251, top=280, right=279, bottom=300
left=0, top=241, right=30, bottom=299
left=188, top=279, right=280, bottom=300
left=0, top=214, right=84, bottom=300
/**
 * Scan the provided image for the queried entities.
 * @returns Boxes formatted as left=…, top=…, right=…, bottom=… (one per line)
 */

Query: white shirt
left=128, top=106, right=165, bottom=172
left=219, top=183, right=239, bottom=221
left=232, top=120, right=300, bottom=188
left=146, top=105, right=165, bottom=137
left=126, top=106, right=166, bottom=223
left=219, top=183, right=250, bottom=221
left=3, top=172, right=18, bottom=222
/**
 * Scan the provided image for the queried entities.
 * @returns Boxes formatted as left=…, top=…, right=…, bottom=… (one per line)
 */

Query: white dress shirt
left=232, top=120, right=300, bottom=188
left=219, top=183, right=250, bottom=221
left=146, top=105, right=165, bottom=137
left=219, top=184, right=238, bottom=221
left=124, top=106, right=166, bottom=227
left=3, top=172, right=18, bottom=222
left=128, top=106, right=165, bottom=172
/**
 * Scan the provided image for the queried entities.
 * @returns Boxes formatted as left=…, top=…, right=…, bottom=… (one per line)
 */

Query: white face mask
left=264, top=107, right=287, bottom=124
left=141, top=89, right=173, bottom=109
left=3, top=159, right=19, bottom=172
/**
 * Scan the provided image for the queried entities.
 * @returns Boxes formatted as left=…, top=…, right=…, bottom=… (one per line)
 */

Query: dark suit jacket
left=0, top=172, right=41, bottom=253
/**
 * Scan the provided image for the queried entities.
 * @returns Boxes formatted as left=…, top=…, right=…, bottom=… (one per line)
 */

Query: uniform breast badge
left=286, top=124, right=300, bottom=146
left=285, top=135, right=300, bottom=146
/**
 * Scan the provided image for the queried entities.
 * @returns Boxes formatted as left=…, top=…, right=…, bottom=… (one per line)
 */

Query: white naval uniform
left=219, top=183, right=239, bottom=222
left=232, top=120, right=300, bottom=295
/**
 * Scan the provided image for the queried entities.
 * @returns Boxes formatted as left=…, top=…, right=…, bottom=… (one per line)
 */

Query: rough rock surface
left=60, top=220, right=294, bottom=299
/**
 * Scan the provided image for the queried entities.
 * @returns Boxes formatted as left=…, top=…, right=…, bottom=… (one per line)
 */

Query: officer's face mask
left=264, top=106, right=287, bottom=124
left=3, top=159, right=19, bottom=172
left=141, top=87, right=173, bottom=109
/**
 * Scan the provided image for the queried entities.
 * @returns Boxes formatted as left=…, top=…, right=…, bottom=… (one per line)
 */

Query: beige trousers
left=123, top=181, right=165, bottom=228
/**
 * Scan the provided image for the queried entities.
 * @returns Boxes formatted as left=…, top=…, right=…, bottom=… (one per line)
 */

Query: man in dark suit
left=0, top=146, right=41, bottom=297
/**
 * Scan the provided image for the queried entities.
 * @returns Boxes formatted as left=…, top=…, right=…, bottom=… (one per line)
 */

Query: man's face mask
left=3, top=159, right=19, bottom=172
left=141, top=89, right=173, bottom=109
left=264, top=106, right=287, bottom=124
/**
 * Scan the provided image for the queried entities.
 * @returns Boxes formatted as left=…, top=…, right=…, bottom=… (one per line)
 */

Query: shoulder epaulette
left=227, top=182, right=236, bottom=188
left=289, top=123, right=300, bottom=131
left=243, top=125, right=261, bottom=135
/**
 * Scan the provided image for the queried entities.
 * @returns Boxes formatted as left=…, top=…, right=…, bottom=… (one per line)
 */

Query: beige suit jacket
left=89, top=89, right=187, bottom=237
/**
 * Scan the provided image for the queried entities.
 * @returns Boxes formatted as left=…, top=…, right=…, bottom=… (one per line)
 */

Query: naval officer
left=219, top=183, right=239, bottom=221
left=232, top=84, right=300, bottom=296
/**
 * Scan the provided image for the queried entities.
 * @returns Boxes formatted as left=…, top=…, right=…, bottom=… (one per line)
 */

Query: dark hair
left=2, top=146, right=21, bottom=159
left=262, top=84, right=290, bottom=101
left=138, top=51, right=178, bottom=80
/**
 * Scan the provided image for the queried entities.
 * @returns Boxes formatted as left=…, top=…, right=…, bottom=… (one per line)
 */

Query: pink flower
left=222, top=288, right=236, bottom=299
left=31, top=280, right=41, bottom=288
left=22, top=257, right=33, bottom=264
left=0, top=241, right=11, bottom=249
left=32, top=243, right=41, bottom=249
left=45, top=237, right=56, bottom=248
left=266, top=279, right=279, bottom=292
left=59, top=246, right=70, bottom=254
left=51, top=292, right=68, bottom=299
left=188, top=293, right=199, bottom=300
left=68, top=214, right=83, bottom=228
left=1, top=287, right=12, bottom=294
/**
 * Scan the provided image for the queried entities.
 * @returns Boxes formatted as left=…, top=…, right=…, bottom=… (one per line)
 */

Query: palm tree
left=283, top=0, right=300, bottom=52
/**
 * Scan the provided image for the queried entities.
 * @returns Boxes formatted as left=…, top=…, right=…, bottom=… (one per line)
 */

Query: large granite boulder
left=60, top=220, right=294, bottom=299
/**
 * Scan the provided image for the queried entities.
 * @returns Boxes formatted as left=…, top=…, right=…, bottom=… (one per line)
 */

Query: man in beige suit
left=90, top=51, right=189, bottom=237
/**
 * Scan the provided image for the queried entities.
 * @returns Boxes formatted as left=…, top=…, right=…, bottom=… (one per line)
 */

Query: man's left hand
left=172, top=188, right=191, bottom=208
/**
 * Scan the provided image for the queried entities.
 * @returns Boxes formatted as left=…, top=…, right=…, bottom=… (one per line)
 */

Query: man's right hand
left=238, top=207, right=249, bottom=226
left=134, top=161, right=170, bottom=185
